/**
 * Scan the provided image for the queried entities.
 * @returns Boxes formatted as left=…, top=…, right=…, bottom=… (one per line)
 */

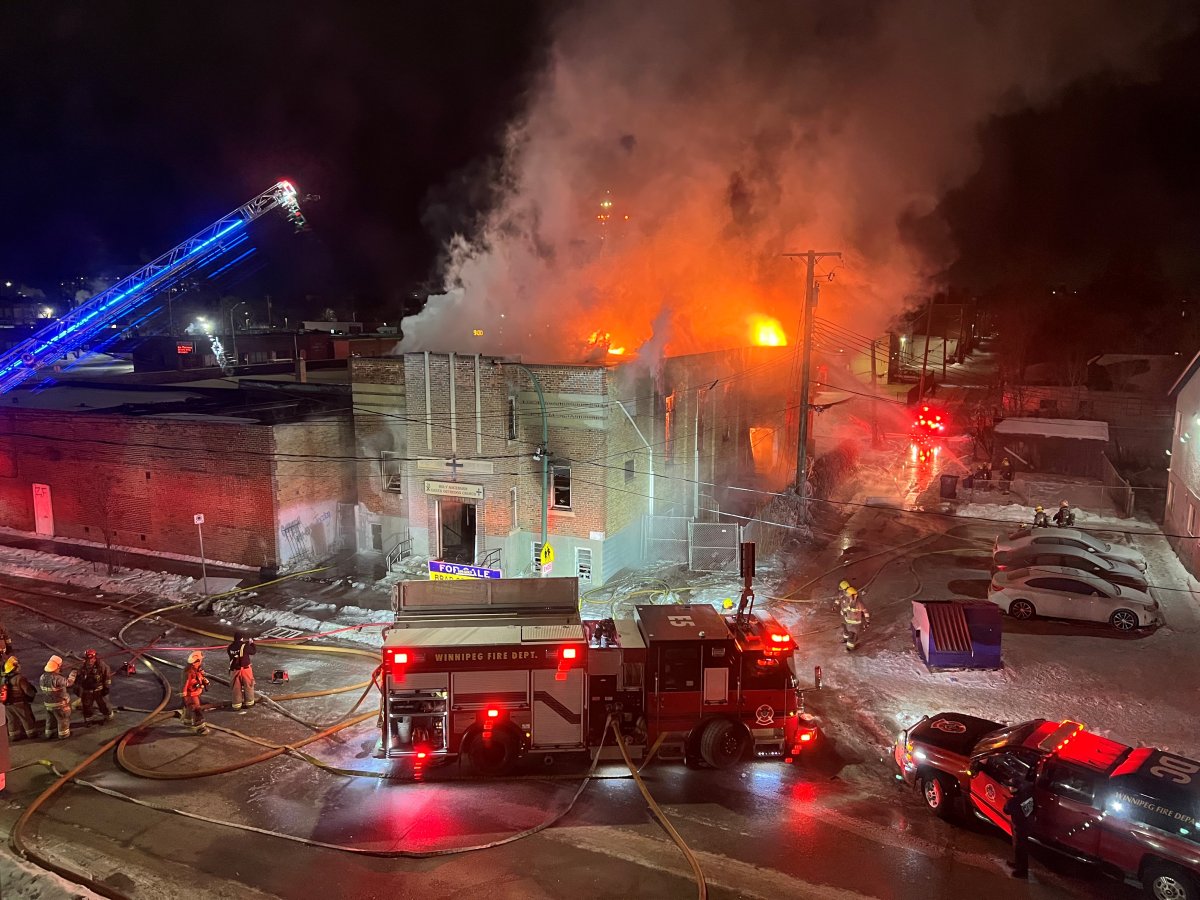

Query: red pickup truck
left=894, top=712, right=1200, bottom=900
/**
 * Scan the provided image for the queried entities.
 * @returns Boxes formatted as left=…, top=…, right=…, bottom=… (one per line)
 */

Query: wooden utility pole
left=870, top=338, right=882, bottom=447
left=918, top=294, right=935, bottom=399
left=784, top=250, right=841, bottom=499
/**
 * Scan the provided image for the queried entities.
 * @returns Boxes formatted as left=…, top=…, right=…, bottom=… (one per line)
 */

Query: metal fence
left=1099, top=453, right=1135, bottom=518
left=688, top=521, right=741, bottom=572
left=646, top=515, right=690, bottom=563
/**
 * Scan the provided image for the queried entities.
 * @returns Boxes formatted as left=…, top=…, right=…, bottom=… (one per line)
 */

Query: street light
left=230, top=301, right=246, bottom=364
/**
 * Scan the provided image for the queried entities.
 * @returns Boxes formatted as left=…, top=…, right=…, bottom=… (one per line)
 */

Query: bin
left=939, top=473, right=959, bottom=499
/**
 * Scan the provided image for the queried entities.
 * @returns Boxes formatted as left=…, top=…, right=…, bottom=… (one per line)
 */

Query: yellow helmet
left=846, top=587, right=858, bottom=598
left=721, top=598, right=734, bottom=610
left=839, top=580, right=851, bottom=591
left=3, top=656, right=17, bottom=674
left=1035, top=506, right=1044, bottom=512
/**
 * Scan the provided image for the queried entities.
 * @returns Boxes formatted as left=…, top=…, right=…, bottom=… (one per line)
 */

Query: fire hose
left=3, top=587, right=708, bottom=899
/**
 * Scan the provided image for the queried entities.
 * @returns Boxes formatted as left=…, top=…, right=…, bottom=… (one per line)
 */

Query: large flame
left=749, top=314, right=787, bottom=347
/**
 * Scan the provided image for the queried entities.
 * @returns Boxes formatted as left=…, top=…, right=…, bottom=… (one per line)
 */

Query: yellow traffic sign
left=540, top=543, right=555, bottom=567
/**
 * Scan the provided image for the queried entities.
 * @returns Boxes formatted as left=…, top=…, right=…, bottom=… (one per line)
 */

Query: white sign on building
left=424, top=480, right=485, bottom=500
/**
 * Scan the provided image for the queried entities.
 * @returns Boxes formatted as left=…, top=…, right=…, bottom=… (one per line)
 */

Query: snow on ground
left=0, top=525, right=257, bottom=571
left=955, top=499, right=1161, bottom=532
left=0, top=847, right=104, bottom=899
left=210, top=594, right=391, bottom=648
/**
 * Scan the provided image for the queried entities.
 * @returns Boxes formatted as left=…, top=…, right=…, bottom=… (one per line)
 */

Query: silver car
left=993, top=543, right=1148, bottom=591
left=992, top=526, right=1147, bottom=572
left=987, top=565, right=1161, bottom=631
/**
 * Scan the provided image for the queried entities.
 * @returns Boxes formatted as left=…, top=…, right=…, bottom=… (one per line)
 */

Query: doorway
left=32, top=483, right=54, bottom=536
left=438, top=499, right=477, bottom=563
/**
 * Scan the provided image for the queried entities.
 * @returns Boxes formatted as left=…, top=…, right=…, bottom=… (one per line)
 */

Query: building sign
left=425, top=480, right=484, bottom=500
left=428, top=560, right=502, bottom=580
left=177, top=342, right=195, bottom=355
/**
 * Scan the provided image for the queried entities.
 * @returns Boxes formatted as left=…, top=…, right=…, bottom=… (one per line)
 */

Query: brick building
left=351, top=347, right=799, bottom=585
left=0, top=382, right=354, bottom=569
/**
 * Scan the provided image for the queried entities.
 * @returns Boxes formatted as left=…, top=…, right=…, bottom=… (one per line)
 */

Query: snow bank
left=955, top=501, right=1159, bottom=533
left=0, top=543, right=220, bottom=598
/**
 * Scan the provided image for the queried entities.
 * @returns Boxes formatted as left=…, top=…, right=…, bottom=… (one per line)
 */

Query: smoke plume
left=402, top=0, right=1190, bottom=361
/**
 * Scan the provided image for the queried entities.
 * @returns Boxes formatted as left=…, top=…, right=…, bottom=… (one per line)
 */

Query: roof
left=993, top=417, right=1109, bottom=442
left=636, top=604, right=732, bottom=642
left=1170, top=349, right=1200, bottom=397
left=382, top=623, right=585, bottom=648
left=1056, top=730, right=1131, bottom=773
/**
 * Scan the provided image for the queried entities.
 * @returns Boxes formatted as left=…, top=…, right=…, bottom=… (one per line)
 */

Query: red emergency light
left=770, top=633, right=791, bottom=645
left=486, top=708, right=500, bottom=718
left=393, top=651, right=408, bottom=665
left=561, top=647, right=577, bottom=659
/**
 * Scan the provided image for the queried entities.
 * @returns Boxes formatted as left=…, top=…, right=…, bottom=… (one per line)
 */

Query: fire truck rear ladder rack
left=0, top=181, right=306, bottom=395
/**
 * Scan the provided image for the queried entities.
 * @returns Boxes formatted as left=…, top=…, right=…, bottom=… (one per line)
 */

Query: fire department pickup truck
left=895, top=712, right=1200, bottom=900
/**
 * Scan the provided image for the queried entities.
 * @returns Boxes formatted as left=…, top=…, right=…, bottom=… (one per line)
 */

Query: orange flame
left=749, top=314, right=788, bottom=347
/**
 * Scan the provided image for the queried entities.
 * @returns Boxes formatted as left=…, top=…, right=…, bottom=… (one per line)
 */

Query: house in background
left=1165, top=351, right=1200, bottom=577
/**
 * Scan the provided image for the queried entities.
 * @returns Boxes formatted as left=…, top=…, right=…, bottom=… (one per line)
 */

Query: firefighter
left=1032, top=505, right=1050, bottom=528
left=3, top=657, right=38, bottom=741
left=76, top=649, right=114, bottom=723
left=1053, top=500, right=1076, bottom=528
left=840, top=588, right=870, bottom=651
left=226, top=630, right=257, bottom=710
left=40, top=655, right=76, bottom=740
left=999, top=457, right=1013, bottom=493
left=181, top=650, right=210, bottom=735
left=837, top=580, right=856, bottom=612
left=1004, top=775, right=1037, bottom=878
left=0, top=620, right=12, bottom=658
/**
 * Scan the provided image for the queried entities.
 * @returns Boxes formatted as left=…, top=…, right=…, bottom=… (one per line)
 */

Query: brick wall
left=0, top=409, right=278, bottom=567
left=271, top=415, right=357, bottom=566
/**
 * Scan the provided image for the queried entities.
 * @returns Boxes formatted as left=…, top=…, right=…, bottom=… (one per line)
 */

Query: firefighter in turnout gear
left=1032, top=505, right=1050, bottom=528
left=75, top=649, right=114, bottom=722
left=3, top=657, right=38, bottom=740
left=840, top=587, right=870, bottom=651
left=226, top=631, right=256, bottom=710
left=40, top=655, right=76, bottom=739
left=1053, top=500, right=1076, bottom=528
left=837, top=580, right=856, bottom=612
left=181, top=651, right=210, bottom=735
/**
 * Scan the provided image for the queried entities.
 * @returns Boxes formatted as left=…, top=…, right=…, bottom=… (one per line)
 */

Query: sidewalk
left=0, top=530, right=250, bottom=581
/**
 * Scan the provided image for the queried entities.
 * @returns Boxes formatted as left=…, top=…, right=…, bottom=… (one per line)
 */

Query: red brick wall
left=271, top=416, right=357, bottom=564
left=0, top=409, right=279, bottom=567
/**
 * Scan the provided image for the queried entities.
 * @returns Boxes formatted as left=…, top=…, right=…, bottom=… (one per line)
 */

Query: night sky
left=1, top=3, right=1199, bottom=327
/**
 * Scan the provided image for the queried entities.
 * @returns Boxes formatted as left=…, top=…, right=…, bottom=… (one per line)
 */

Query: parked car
left=994, top=543, right=1148, bottom=591
left=988, top=566, right=1161, bottom=631
left=994, top=526, right=1148, bottom=572
left=895, top=713, right=1200, bottom=900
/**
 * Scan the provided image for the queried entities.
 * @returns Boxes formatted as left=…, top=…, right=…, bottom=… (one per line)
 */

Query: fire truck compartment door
left=531, top=668, right=585, bottom=747
left=452, top=670, right=529, bottom=709
left=703, top=667, right=728, bottom=704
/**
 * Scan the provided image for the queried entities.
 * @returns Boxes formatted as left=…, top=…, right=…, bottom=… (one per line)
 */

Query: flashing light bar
left=770, top=633, right=792, bottom=644
left=1039, top=720, right=1086, bottom=754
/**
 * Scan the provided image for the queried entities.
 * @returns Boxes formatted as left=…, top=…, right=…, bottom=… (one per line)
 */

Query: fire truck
left=378, top=577, right=817, bottom=774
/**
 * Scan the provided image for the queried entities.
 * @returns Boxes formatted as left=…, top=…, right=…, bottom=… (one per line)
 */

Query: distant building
left=1165, top=352, right=1200, bottom=576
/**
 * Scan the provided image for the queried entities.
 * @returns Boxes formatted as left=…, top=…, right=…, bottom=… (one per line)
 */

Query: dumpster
left=939, top=473, right=959, bottom=499
left=911, top=599, right=1002, bottom=670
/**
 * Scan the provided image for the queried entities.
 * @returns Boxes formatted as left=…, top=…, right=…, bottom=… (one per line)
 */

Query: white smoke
left=402, top=0, right=1191, bottom=360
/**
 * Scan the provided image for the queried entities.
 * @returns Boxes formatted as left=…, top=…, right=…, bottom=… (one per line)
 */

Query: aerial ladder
left=0, top=180, right=308, bottom=395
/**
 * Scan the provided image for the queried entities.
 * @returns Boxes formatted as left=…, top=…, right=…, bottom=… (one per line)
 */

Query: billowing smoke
left=402, top=0, right=1190, bottom=361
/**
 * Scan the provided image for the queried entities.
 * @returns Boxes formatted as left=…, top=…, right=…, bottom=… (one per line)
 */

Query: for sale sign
left=428, top=560, right=502, bottom=581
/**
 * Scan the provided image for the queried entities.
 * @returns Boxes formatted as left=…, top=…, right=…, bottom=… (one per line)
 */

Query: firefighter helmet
left=44, top=655, right=62, bottom=672
left=1035, top=505, right=1044, bottom=512
left=84, top=649, right=97, bottom=660
left=3, top=656, right=17, bottom=674
left=846, top=587, right=858, bottom=598
left=839, top=580, right=851, bottom=592
left=187, top=650, right=204, bottom=665
left=1060, top=500, right=1070, bottom=508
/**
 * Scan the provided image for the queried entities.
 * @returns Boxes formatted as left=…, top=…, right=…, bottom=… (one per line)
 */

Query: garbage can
left=939, top=473, right=959, bottom=499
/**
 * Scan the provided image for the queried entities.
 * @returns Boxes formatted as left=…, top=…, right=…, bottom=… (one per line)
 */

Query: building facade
left=1166, top=353, right=1200, bottom=576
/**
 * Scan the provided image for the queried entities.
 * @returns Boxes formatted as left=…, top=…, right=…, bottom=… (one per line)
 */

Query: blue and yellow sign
left=428, top=560, right=503, bottom=581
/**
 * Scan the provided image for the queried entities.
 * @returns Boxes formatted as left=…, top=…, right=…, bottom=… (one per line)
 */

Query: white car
left=992, top=527, right=1147, bottom=573
left=988, top=565, right=1162, bottom=631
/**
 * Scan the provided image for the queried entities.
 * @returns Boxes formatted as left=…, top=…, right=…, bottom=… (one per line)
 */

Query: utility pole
left=784, top=250, right=841, bottom=499
left=918, top=294, right=935, bottom=400
left=870, top=338, right=882, bottom=448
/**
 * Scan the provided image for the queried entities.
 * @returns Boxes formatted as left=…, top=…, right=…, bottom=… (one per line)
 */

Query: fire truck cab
left=379, top=577, right=808, bottom=774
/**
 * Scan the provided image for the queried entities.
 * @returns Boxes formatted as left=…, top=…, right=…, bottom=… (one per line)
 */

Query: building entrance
left=438, top=498, right=477, bottom=563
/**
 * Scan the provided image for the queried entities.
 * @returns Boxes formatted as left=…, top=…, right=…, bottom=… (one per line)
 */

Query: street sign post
left=194, top=513, right=209, bottom=603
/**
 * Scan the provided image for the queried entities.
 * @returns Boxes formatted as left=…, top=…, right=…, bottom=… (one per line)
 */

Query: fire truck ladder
left=0, top=181, right=307, bottom=395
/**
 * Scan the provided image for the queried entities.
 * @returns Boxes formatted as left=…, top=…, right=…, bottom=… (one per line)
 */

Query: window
left=624, top=458, right=635, bottom=483
left=659, top=647, right=700, bottom=692
left=1044, top=762, right=1097, bottom=806
left=506, top=397, right=518, bottom=441
left=576, top=547, right=593, bottom=583
left=552, top=465, right=572, bottom=509
left=664, top=391, right=677, bottom=461
left=532, top=541, right=543, bottom=574
left=509, top=486, right=519, bottom=532
left=380, top=452, right=403, bottom=494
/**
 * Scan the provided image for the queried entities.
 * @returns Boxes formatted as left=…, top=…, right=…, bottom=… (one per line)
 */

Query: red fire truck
left=378, top=577, right=817, bottom=774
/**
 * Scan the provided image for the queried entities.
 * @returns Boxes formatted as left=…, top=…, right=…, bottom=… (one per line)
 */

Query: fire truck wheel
left=466, top=727, right=520, bottom=775
left=698, top=719, right=748, bottom=769
left=1144, top=861, right=1197, bottom=900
